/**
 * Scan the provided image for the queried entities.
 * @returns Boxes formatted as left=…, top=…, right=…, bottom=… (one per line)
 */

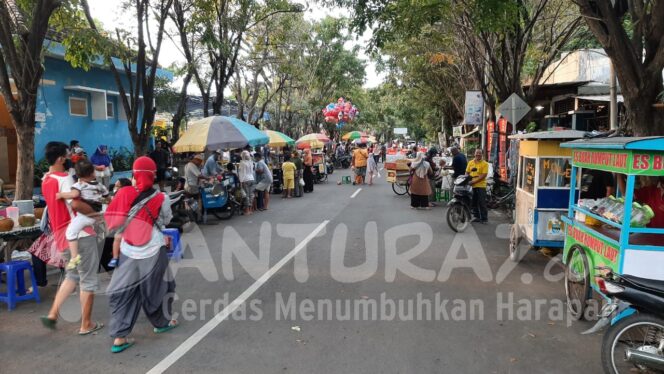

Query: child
left=56, top=159, right=109, bottom=270
left=281, top=154, right=296, bottom=198
left=107, top=178, right=132, bottom=268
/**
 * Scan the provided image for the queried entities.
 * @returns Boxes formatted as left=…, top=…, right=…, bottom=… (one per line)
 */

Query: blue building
left=0, top=41, right=172, bottom=183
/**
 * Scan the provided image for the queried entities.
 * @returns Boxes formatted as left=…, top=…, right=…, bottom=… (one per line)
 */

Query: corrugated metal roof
left=509, top=130, right=587, bottom=140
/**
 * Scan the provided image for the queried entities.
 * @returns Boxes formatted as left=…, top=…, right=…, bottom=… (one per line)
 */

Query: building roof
left=509, top=130, right=587, bottom=140
left=561, top=136, right=664, bottom=151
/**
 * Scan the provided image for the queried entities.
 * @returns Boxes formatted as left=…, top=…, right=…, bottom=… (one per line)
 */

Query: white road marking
left=350, top=188, right=362, bottom=198
left=147, top=220, right=330, bottom=374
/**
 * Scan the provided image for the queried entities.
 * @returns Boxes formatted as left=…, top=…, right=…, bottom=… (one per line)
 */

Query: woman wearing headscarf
left=238, top=150, right=256, bottom=215
left=409, top=152, right=434, bottom=209
left=302, top=148, right=314, bottom=193
left=104, top=156, right=177, bottom=354
left=90, top=145, right=113, bottom=188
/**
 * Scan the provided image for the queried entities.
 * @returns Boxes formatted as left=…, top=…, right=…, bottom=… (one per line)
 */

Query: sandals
left=79, top=321, right=104, bottom=335
left=40, top=316, right=57, bottom=330
left=111, top=338, right=135, bottom=353
left=154, top=320, right=179, bottom=334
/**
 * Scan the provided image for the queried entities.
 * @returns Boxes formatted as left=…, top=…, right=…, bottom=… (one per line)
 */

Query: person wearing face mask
left=104, top=156, right=177, bottom=353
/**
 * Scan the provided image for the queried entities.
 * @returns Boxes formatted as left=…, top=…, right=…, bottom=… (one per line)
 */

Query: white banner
left=463, top=91, right=483, bottom=125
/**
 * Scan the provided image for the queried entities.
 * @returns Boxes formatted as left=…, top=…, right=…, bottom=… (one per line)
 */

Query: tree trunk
left=623, top=82, right=664, bottom=136
left=172, top=71, right=192, bottom=142
left=14, top=123, right=35, bottom=200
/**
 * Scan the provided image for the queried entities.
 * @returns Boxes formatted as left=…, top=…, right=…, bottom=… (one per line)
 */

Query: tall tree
left=574, top=0, right=664, bottom=136
left=0, top=0, right=74, bottom=199
left=82, top=0, right=174, bottom=156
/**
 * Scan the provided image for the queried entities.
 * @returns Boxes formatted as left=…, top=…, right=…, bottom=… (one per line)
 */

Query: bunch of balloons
left=322, top=97, right=359, bottom=129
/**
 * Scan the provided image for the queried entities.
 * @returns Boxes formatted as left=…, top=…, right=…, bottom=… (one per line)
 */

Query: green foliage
left=109, top=147, right=136, bottom=171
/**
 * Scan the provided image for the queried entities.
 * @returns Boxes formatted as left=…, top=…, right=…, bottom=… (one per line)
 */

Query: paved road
left=0, top=167, right=603, bottom=373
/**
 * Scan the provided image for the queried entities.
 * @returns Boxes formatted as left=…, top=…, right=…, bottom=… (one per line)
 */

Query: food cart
left=560, top=136, right=664, bottom=319
left=385, top=159, right=411, bottom=195
left=509, top=130, right=586, bottom=262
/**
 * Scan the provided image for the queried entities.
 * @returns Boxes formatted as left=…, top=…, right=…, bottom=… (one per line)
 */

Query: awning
left=107, top=90, right=144, bottom=100
left=576, top=95, right=624, bottom=103
left=63, top=85, right=106, bottom=94
left=460, top=127, right=480, bottom=138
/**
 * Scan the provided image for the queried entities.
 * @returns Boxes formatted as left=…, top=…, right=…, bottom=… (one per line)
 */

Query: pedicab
left=559, top=136, right=664, bottom=319
left=508, top=130, right=586, bottom=262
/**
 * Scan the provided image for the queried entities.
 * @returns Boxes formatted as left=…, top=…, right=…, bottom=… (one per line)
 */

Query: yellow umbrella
left=265, top=130, right=295, bottom=148
left=341, top=131, right=368, bottom=141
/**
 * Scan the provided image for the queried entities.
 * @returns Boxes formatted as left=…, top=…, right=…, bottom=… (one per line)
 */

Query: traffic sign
left=498, top=93, right=531, bottom=125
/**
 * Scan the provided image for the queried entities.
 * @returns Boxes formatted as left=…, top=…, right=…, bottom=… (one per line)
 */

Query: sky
left=87, top=0, right=386, bottom=90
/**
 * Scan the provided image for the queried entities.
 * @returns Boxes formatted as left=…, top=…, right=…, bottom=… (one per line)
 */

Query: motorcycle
left=446, top=175, right=473, bottom=232
left=334, top=154, right=351, bottom=169
left=326, top=156, right=334, bottom=175
left=167, top=189, right=196, bottom=233
left=584, top=266, right=664, bottom=373
left=200, top=174, right=241, bottom=221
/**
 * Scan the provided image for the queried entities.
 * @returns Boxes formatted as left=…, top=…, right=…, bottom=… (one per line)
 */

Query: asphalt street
left=0, top=167, right=603, bottom=373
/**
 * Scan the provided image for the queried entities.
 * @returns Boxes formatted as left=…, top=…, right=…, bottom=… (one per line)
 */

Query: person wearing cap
left=203, top=150, right=223, bottom=178
left=184, top=153, right=207, bottom=195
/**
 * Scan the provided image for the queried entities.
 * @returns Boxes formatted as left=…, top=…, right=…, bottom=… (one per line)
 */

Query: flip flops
left=111, top=338, right=135, bottom=353
left=154, top=320, right=179, bottom=334
left=40, top=316, right=57, bottom=330
left=78, top=321, right=104, bottom=335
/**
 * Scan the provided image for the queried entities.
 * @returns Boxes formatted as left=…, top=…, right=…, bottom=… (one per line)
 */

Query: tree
left=82, top=0, right=174, bottom=156
left=574, top=0, right=664, bottom=135
left=0, top=0, right=74, bottom=199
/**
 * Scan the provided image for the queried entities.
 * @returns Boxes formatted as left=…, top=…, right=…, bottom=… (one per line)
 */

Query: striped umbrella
left=264, top=130, right=295, bottom=148
left=173, top=116, right=269, bottom=153
left=296, top=133, right=331, bottom=149
left=342, top=131, right=368, bottom=141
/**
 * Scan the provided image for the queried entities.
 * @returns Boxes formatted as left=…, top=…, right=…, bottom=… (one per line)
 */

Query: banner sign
left=566, top=224, right=619, bottom=265
left=452, top=126, right=462, bottom=137
left=572, top=149, right=664, bottom=175
left=463, top=91, right=483, bottom=125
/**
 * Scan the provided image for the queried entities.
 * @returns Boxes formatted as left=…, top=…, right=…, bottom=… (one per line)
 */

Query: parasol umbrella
left=341, top=131, right=368, bottom=141
left=173, top=116, right=269, bottom=153
left=296, top=133, right=331, bottom=150
left=265, top=130, right=295, bottom=148
left=352, top=135, right=377, bottom=144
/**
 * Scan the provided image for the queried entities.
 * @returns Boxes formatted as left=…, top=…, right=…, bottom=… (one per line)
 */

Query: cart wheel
left=212, top=204, right=235, bottom=220
left=565, top=245, right=591, bottom=321
left=509, top=224, right=524, bottom=262
left=392, top=182, right=408, bottom=196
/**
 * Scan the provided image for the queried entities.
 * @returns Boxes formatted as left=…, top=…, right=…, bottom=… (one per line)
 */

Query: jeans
left=472, top=187, right=488, bottom=222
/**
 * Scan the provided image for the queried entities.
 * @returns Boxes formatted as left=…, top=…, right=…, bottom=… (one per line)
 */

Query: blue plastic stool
left=162, top=228, right=183, bottom=262
left=0, top=260, right=41, bottom=310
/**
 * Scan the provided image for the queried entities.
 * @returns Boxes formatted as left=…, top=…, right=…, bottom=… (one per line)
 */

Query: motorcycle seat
left=621, top=274, right=664, bottom=298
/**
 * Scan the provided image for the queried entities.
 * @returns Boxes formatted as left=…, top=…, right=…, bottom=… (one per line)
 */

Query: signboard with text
left=463, top=91, right=483, bottom=125
left=572, top=149, right=664, bottom=175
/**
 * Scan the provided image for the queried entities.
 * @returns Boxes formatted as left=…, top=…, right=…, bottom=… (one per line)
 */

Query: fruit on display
left=0, top=216, right=14, bottom=232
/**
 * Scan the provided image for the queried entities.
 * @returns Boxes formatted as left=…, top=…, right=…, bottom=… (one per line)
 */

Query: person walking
left=104, top=156, right=177, bottom=353
left=466, top=148, right=489, bottom=223
left=303, top=149, right=314, bottom=193
left=40, top=142, right=103, bottom=335
left=254, top=152, right=273, bottom=210
left=426, top=148, right=440, bottom=206
left=292, top=151, right=304, bottom=197
left=372, top=143, right=382, bottom=165
left=239, top=150, right=256, bottom=215
left=409, top=152, right=434, bottom=209
left=90, top=145, right=113, bottom=188
left=366, top=151, right=380, bottom=185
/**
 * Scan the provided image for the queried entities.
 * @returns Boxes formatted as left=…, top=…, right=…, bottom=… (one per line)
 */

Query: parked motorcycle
left=334, top=154, right=351, bottom=169
left=200, top=174, right=241, bottom=221
left=167, top=189, right=196, bottom=232
left=584, top=266, right=664, bottom=373
left=446, top=174, right=473, bottom=232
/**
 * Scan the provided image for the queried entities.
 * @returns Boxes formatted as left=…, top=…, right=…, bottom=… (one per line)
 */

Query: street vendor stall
left=560, top=136, right=664, bottom=319
left=509, top=130, right=586, bottom=262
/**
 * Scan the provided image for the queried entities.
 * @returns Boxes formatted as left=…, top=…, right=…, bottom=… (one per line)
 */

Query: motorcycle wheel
left=212, top=204, right=236, bottom=220
left=446, top=203, right=470, bottom=232
left=565, top=244, right=591, bottom=320
left=601, top=313, right=664, bottom=374
left=392, top=182, right=408, bottom=196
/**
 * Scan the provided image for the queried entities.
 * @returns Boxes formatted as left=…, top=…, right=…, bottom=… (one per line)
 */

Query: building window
left=69, top=97, right=88, bottom=116
left=106, top=101, right=114, bottom=118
